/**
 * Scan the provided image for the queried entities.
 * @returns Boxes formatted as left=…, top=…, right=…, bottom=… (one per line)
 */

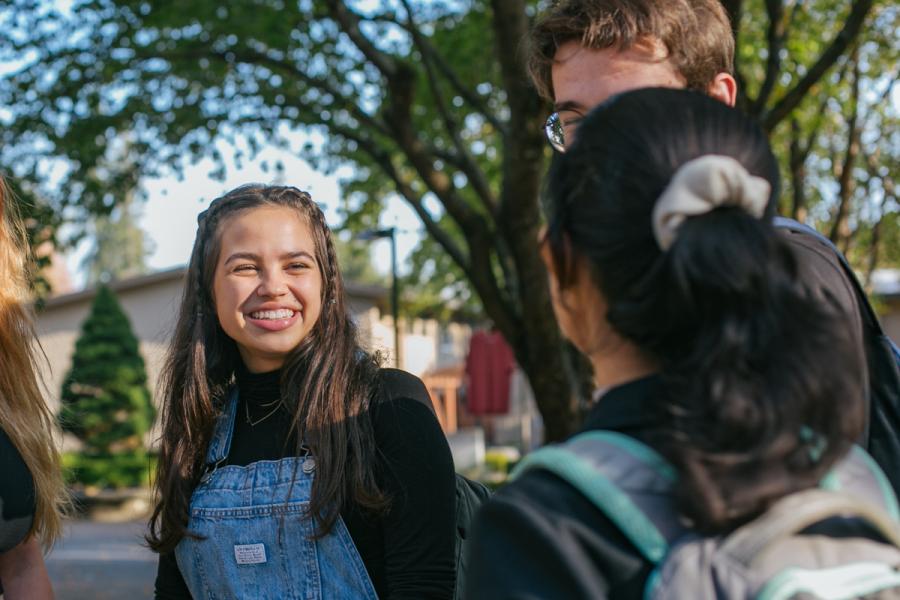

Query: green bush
left=484, top=449, right=521, bottom=474
left=62, top=452, right=155, bottom=490
left=59, top=285, right=156, bottom=489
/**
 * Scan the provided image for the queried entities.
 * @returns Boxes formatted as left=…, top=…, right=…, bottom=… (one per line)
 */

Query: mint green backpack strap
left=819, top=445, right=900, bottom=521
left=511, top=431, right=685, bottom=564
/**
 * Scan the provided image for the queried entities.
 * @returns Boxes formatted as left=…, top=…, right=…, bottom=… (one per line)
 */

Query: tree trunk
left=489, top=0, right=581, bottom=441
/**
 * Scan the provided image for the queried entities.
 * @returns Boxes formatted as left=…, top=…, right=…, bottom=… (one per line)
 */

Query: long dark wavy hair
left=544, top=88, right=866, bottom=531
left=147, top=184, right=385, bottom=553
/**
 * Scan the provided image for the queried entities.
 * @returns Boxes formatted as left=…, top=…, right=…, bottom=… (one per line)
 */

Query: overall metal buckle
left=200, top=455, right=227, bottom=485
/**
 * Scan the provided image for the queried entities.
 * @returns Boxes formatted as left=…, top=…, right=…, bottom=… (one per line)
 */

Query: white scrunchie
left=652, top=155, right=771, bottom=251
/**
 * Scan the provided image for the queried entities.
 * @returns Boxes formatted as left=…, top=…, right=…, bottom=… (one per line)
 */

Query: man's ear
left=708, top=72, right=738, bottom=107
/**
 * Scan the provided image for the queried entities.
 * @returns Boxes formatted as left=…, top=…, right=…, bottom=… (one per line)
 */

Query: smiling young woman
left=147, top=185, right=457, bottom=600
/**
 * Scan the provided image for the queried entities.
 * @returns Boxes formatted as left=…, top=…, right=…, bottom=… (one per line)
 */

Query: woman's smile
left=244, top=306, right=301, bottom=332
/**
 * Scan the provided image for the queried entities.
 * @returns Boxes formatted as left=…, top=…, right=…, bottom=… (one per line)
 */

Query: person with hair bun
left=0, top=176, right=69, bottom=599
left=465, top=88, right=868, bottom=598
left=148, top=185, right=457, bottom=599
left=528, top=0, right=900, bottom=501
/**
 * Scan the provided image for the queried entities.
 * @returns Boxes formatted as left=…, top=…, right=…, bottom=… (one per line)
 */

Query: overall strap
left=511, top=430, right=684, bottom=564
left=205, top=386, right=239, bottom=467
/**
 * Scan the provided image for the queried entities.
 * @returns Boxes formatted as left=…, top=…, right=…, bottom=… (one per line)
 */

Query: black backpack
left=776, top=217, right=900, bottom=495
left=453, top=473, right=492, bottom=600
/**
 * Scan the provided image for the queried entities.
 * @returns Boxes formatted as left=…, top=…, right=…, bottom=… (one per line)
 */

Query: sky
left=65, top=138, right=424, bottom=290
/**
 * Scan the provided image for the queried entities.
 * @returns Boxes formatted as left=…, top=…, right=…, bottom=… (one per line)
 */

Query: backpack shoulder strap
left=511, top=431, right=684, bottom=564
left=774, top=217, right=884, bottom=334
left=820, top=445, right=900, bottom=520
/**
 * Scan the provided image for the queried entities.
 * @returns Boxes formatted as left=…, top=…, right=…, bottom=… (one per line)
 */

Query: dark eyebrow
left=224, top=252, right=259, bottom=265
left=553, top=100, right=587, bottom=114
left=224, top=251, right=316, bottom=265
left=283, top=251, right=316, bottom=263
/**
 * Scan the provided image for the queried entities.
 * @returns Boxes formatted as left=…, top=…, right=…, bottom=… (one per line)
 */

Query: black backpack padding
left=453, top=474, right=492, bottom=600
left=376, top=368, right=492, bottom=600
left=776, top=217, right=900, bottom=496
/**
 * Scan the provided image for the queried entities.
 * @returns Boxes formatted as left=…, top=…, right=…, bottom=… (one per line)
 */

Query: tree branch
left=351, top=0, right=547, bottom=378
left=325, top=0, right=399, bottom=79
left=863, top=151, right=896, bottom=289
left=750, top=0, right=787, bottom=115
left=804, top=59, right=850, bottom=152
left=489, top=0, right=537, bottom=120
left=489, top=0, right=546, bottom=258
left=150, top=43, right=393, bottom=140
left=788, top=118, right=807, bottom=221
left=429, top=146, right=467, bottom=171
left=829, top=57, right=861, bottom=246
left=329, top=124, right=471, bottom=272
left=787, top=84, right=835, bottom=221
left=327, top=1, right=486, bottom=242
left=374, top=5, right=506, bottom=134
left=332, top=108, right=520, bottom=338
left=399, top=0, right=498, bottom=217
left=876, top=70, right=900, bottom=105
left=419, top=39, right=506, bottom=134
left=762, top=0, right=873, bottom=131
left=859, top=69, right=898, bottom=286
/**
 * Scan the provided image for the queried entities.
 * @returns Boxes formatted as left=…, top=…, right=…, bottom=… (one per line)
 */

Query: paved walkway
left=46, top=520, right=155, bottom=600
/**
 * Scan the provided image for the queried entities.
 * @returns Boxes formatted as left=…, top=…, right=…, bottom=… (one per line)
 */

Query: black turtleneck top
left=154, top=367, right=457, bottom=599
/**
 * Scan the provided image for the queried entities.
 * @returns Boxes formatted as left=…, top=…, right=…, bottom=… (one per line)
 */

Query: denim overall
left=174, top=388, right=379, bottom=599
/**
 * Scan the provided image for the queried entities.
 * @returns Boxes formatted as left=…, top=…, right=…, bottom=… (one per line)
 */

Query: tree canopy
left=1, top=0, right=896, bottom=438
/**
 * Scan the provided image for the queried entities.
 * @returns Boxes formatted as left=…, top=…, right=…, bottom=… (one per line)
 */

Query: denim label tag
left=234, top=543, right=267, bottom=565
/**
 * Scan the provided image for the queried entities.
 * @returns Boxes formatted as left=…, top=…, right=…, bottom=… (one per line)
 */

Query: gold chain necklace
left=244, top=398, right=283, bottom=426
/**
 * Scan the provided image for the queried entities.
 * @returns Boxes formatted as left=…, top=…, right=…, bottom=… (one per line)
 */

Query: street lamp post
left=357, top=227, right=400, bottom=368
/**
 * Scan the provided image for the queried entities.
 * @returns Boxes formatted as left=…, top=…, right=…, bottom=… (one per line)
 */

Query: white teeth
left=250, top=309, right=295, bottom=320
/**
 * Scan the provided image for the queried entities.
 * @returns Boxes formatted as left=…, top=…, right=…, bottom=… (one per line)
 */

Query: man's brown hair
left=528, top=0, right=735, bottom=101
